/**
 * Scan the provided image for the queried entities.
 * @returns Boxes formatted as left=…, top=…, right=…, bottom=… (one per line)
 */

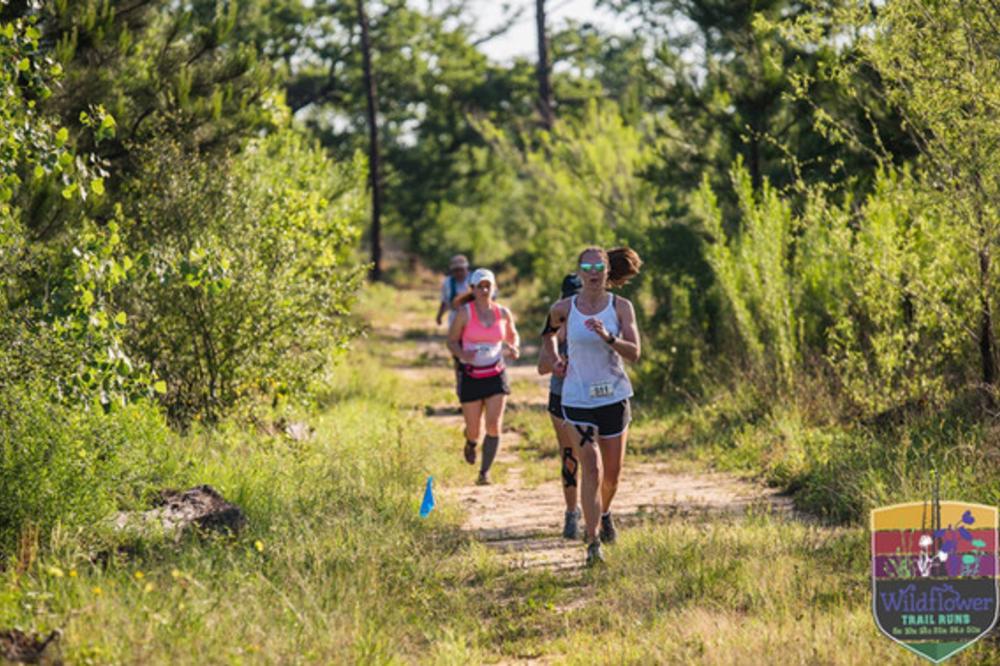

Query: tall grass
left=0, top=347, right=485, bottom=664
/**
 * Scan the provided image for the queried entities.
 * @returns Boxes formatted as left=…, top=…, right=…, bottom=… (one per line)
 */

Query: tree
left=606, top=0, right=911, bottom=209
left=536, top=0, right=555, bottom=130
left=280, top=1, right=542, bottom=260
left=15, top=0, right=280, bottom=238
left=355, top=0, right=383, bottom=280
left=847, top=2, right=1000, bottom=394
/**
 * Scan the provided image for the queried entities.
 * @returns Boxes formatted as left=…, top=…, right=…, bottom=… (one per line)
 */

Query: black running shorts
left=547, top=392, right=563, bottom=418
left=456, top=367, right=510, bottom=403
left=561, top=400, right=631, bottom=438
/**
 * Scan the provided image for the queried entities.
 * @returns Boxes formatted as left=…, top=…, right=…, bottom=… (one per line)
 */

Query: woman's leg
left=570, top=424, right=603, bottom=544
left=598, top=428, right=627, bottom=511
left=480, top=393, right=507, bottom=476
left=483, top=393, right=507, bottom=437
left=550, top=414, right=579, bottom=511
left=461, top=400, right=485, bottom=464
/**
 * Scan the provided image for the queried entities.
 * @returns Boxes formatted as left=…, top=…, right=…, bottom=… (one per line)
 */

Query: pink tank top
left=462, top=303, right=507, bottom=366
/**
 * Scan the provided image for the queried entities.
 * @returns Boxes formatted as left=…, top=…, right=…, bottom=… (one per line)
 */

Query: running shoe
left=585, top=540, right=605, bottom=567
left=464, top=441, right=476, bottom=465
left=562, top=508, right=580, bottom=540
left=600, top=512, right=617, bottom=545
left=476, top=471, right=491, bottom=486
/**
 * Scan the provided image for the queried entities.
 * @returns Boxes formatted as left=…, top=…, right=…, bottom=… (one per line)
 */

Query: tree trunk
left=356, top=0, right=383, bottom=281
left=979, top=243, right=996, bottom=389
left=535, top=0, right=555, bottom=131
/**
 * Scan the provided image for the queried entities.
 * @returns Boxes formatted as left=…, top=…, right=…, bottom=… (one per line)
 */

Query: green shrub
left=0, top=383, right=173, bottom=554
left=695, top=159, right=798, bottom=388
left=823, top=169, right=974, bottom=414
left=122, top=130, right=366, bottom=423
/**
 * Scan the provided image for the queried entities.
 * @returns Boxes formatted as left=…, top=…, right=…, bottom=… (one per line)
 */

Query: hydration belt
left=463, top=360, right=505, bottom=379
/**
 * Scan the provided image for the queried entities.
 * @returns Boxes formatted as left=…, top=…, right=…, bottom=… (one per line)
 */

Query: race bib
left=589, top=382, right=614, bottom=398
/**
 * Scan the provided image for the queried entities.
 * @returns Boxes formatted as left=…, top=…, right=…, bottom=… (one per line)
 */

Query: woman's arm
left=502, top=307, right=520, bottom=361
left=612, top=298, right=641, bottom=363
left=447, top=307, right=474, bottom=363
left=539, top=299, right=571, bottom=375
left=538, top=332, right=558, bottom=375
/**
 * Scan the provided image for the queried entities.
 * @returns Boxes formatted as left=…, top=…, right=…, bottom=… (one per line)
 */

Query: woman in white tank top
left=541, top=246, right=643, bottom=567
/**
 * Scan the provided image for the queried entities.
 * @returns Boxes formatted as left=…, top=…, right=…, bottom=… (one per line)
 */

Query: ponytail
left=608, top=247, right=642, bottom=287
left=453, top=289, right=475, bottom=309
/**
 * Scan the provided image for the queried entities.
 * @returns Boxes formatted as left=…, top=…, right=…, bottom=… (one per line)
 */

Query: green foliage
left=0, top=7, right=135, bottom=408
left=465, top=102, right=660, bottom=296
left=0, top=383, right=172, bottom=554
left=49, top=217, right=159, bottom=409
left=822, top=169, right=974, bottom=413
left=123, top=130, right=366, bottom=423
left=695, top=161, right=976, bottom=412
left=695, top=160, right=798, bottom=387
left=0, top=9, right=107, bottom=225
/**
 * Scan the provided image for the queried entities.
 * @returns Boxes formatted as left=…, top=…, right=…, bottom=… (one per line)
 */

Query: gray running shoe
left=600, top=512, right=617, bottom=545
left=585, top=540, right=605, bottom=567
left=562, top=508, right=580, bottom=540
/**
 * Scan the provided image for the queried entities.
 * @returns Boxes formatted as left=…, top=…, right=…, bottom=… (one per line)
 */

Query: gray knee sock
left=480, top=434, right=500, bottom=474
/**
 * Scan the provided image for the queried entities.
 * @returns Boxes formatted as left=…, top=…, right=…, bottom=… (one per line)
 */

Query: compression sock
left=480, top=434, right=500, bottom=474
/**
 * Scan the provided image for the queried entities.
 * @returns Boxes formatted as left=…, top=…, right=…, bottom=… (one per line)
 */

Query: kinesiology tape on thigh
left=574, top=424, right=595, bottom=447
left=561, top=447, right=578, bottom=488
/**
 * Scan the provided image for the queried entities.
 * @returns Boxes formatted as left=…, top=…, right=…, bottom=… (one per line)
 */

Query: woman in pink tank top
left=447, top=268, right=520, bottom=485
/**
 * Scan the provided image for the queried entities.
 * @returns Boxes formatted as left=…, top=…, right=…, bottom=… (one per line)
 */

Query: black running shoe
left=476, top=471, right=491, bottom=486
left=585, top=540, right=605, bottom=567
left=562, top=508, right=580, bottom=540
left=464, top=441, right=476, bottom=465
left=600, top=512, right=617, bottom=545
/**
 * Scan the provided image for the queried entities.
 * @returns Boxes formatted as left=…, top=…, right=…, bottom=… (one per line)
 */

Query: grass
left=8, top=283, right=1000, bottom=664
left=638, top=379, right=1000, bottom=525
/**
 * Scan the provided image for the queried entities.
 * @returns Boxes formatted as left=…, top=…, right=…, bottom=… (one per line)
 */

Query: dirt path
left=382, top=309, right=794, bottom=573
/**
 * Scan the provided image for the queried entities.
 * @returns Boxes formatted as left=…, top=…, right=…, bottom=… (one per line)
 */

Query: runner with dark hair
left=541, top=247, right=642, bottom=566
left=538, top=273, right=584, bottom=539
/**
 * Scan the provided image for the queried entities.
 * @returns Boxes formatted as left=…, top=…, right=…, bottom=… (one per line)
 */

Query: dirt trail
left=381, top=297, right=793, bottom=572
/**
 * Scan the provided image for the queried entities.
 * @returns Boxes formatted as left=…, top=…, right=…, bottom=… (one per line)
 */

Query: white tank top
left=561, top=295, right=633, bottom=408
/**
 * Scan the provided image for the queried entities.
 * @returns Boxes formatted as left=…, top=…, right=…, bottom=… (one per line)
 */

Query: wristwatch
left=605, top=334, right=616, bottom=345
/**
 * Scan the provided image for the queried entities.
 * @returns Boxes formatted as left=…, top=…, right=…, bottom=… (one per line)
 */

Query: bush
left=695, top=159, right=799, bottom=388
left=123, top=130, right=366, bottom=423
left=0, top=382, right=173, bottom=555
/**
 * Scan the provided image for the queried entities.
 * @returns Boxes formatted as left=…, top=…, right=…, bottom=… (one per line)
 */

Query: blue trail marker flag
left=419, top=476, right=435, bottom=518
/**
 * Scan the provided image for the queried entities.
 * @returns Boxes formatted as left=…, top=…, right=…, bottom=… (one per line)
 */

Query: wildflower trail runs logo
left=872, top=499, right=998, bottom=663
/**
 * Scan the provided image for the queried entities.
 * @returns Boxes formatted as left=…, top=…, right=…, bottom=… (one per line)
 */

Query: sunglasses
left=579, top=262, right=606, bottom=273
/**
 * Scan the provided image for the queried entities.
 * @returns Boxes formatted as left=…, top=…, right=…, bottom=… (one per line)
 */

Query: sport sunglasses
left=579, top=261, right=606, bottom=273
